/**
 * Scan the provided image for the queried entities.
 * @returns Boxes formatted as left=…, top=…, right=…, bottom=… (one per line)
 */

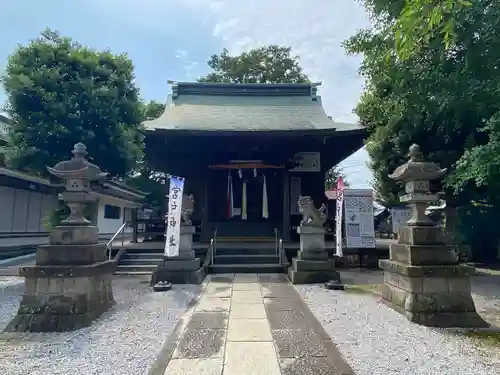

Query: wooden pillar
left=201, top=172, right=210, bottom=242
left=282, top=170, right=291, bottom=242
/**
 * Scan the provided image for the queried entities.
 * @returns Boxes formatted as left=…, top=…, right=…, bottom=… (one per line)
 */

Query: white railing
left=106, top=222, right=128, bottom=260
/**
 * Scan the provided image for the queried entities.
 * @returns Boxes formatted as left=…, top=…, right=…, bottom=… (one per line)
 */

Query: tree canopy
left=1, top=28, right=144, bottom=178
left=324, top=167, right=349, bottom=190
left=198, top=45, right=309, bottom=84
left=347, top=0, right=500, bottom=260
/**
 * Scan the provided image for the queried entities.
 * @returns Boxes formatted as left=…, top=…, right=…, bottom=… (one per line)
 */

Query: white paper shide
left=164, top=176, right=184, bottom=257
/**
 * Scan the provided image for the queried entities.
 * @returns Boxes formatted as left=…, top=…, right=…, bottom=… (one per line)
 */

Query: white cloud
left=87, top=0, right=374, bottom=187
left=178, top=0, right=373, bottom=188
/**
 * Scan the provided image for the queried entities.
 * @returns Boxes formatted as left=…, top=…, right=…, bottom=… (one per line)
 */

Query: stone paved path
left=162, top=273, right=354, bottom=375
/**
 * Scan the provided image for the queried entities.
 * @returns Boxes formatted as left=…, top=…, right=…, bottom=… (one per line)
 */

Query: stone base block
left=380, top=282, right=488, bottom=328
left=288, top=268, right=340, bottom=285
left=36, top=243, right=107, bottom=266
left=292, top=258, right=335, bottom=272
left=162, top=258, right=200, bottom=271
left=4, top=270, right=114, bottom=332
left=297, top=226, right=326, bottom=253
left=296, top=249, right=329, bottom=261
left=379, top=259, right=475, bottom=278
left=390, top=243, right=458, bottom=266
left=50, top=225, right=98, bottom=245
left=398, top=225, right=446, bottom=246
left=151, top=267, right=205, bottom=285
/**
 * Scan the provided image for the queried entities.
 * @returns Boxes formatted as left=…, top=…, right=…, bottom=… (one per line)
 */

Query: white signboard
left=391, top=206, right=412, bottom=235
left=164, top=176, right=184, bottom=257
left=335, top=178, right=345, bottom=257
left=289, top=152, right=321, bottom=172
left=343, top=189, right=376, bottom=248
left=290, top=176, right=301, bottom=215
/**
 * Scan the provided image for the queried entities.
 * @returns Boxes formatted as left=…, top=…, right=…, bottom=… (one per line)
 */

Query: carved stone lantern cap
left=389, top=144, right=447, bottom=182
left=46, top=142, right=108, bottom=181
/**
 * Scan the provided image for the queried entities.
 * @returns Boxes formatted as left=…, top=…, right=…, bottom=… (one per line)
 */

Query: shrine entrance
left=207, top=164, right=283, bottom=238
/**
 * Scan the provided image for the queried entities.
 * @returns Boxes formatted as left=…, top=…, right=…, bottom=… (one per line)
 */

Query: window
left=104, top=204, right=121, bottom=220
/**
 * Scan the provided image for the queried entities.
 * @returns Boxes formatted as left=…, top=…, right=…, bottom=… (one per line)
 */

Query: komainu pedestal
left=379, top=144, right=487, bottom=328
left=288, top=197, right=339, bottom=284
left=4, top=143, right=115, bottom=332
left=151, top=225, right=205, bottom=285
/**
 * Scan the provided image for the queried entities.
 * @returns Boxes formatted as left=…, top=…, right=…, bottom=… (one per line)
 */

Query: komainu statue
left=181, top=194, right=195, bottom=225
left=297, top=196, right=327, bottom=228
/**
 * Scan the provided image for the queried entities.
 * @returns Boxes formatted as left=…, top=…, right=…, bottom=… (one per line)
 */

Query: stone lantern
left=4, top=143, right=115, bottom=332
left=379, top=144, right=487, bottom=327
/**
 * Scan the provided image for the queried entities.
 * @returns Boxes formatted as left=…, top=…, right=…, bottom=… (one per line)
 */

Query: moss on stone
left=463, top=330, right=500, bottom=347
left=344, top=284, right=383, bottom=296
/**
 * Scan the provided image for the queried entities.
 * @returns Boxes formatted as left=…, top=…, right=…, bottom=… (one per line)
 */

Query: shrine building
left=143, top=82, right=365, bottom=243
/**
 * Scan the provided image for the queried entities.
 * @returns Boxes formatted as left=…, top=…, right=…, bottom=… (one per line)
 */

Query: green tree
left=141, top=100, right=165, bottom=121
left=346, top=0, right=500, bottom=260
left=124, top=99, right=167, bottom=207
left=324, top=167, right=349, bottom=190
left=1, top=28, right=144, bottom=178
left=198, top=45, right=309, bottom=83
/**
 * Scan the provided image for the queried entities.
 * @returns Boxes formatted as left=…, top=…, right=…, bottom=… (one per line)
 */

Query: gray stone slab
left=258, top=274, right=289, bottom=284
left=173, top=329, right=226, bottom=359
left=266, top=309, right=310, bottom=330
left=230, top=303, right=267, bottom=319
left=227, top=318, right=272, bottom=341
left=204, top=284, right=232, bottom=298
left=164, top=358, right=223, bottom=375
left=272, top=329, right=328, bottom=358
left=210, top=275, right=234, bottom=284
left=186, top=312, right=229, bottom=330
left=279, top=357, right=352, bottom=375
left=263, top=298, right=302, bottom=311
left=196, top=297, right=231, bottom=312
left=224, top=341, right=281, bottom=375
left=261, top=285, right=297, bottom=299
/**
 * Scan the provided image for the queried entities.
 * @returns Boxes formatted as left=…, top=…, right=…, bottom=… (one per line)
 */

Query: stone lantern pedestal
left=4, top=143, right=115, bottom=332
left=379, top=145, right=487, bottom=328
left=151, top=225, right=204, bottom=285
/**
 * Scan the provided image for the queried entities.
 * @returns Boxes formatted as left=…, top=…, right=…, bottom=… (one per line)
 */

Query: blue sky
left=0, top=0, right=372, bottom=188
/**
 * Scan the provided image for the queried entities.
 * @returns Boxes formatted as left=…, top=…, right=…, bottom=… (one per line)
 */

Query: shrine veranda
left=142, top=82, right=366, bottom=243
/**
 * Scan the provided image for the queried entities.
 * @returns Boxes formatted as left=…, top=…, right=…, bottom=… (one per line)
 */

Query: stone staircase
left=114, top=249, right=163, bottom=276
left=210, top=243, right=284, bottom=274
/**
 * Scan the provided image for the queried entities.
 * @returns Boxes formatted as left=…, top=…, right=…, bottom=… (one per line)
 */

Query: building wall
left=0, top=185, right=57, bottom=234
left=96, top=195, right=136, bottom=236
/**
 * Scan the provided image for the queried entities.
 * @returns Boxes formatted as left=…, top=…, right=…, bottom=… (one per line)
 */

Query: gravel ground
left=296, top=284, right=500, bottom=375
left=0, top=276, right=201, bottom=375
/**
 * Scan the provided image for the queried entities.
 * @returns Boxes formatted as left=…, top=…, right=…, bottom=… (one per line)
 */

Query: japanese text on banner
left=164, top=176, right=184, bottom=257
left=335, top=177, right=345, bottom=257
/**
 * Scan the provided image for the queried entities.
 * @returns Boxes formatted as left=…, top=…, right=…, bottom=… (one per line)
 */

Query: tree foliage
left=1, top=28, right=144, bottom=178
left=348, top=0, right=500, bottom=260
left=324, top=167, right=349, bottom=190
left=198, top=45, right=309, bottom=84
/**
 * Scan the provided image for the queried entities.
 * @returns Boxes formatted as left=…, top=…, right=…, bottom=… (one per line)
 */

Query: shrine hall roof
left=144, top=82, right=363, bottom=133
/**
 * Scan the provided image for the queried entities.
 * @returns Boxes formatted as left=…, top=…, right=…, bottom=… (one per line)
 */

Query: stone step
left=214, top=248, right=277, bottom=256
left=210, top=263, right=284, bottom=274
left=114, top=270, right=153, bottom=276
left=119, top=258, right=164, bottom=265
left=116, top=264, right=159, bottom=273
left=122, top=252, right=164, bottom=260
left=213, top=254, right=279, bottom=265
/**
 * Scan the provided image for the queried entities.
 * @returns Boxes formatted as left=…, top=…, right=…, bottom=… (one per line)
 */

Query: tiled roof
left=144, top=83, right=362, bottom=132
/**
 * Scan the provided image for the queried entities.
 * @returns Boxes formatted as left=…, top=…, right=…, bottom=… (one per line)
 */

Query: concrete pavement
left=162, top=273, right=354, bottom=375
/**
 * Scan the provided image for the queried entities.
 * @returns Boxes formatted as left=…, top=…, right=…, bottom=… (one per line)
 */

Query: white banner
left=335, top=177, right=345, bottom=257
left=344, top=189, right=376, bottom=248
left=164, top=176, right=184, bottom=257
